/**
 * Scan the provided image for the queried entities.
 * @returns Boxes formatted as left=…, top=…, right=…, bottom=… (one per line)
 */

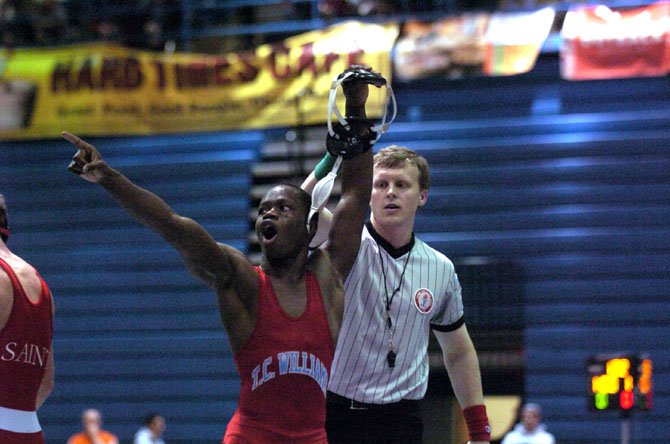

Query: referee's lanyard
left=377, top=247, right=411, bottom=368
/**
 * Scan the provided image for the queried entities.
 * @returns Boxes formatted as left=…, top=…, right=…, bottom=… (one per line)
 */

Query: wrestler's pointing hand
left=63, top=131, right=111, bottom=183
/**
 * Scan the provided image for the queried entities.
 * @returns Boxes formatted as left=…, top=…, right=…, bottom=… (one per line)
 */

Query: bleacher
left=1, top=131, right=262, bottom=442
left=1, top=1, right=670, bottom=443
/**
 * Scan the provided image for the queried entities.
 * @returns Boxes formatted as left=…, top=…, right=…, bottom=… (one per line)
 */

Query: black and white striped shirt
left=328, top=222, right=464, bottom=404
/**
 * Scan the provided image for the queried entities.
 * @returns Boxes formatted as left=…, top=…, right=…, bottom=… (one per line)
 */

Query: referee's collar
left=366, top=221, right=415, bottom=259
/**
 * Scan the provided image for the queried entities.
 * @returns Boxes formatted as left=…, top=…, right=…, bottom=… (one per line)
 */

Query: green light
left=595, top=392, right=609, bottom=410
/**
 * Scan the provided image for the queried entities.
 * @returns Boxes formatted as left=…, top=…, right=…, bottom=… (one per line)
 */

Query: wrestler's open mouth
left=260, top=222, right=277, bottom=241
left=385, top=203, right=400, bottom=210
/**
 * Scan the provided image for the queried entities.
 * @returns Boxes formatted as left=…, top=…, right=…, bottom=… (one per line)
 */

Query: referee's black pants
left=325, top=391, right=423, bottom=444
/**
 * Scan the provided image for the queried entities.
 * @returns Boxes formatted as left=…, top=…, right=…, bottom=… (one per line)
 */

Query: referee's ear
left=418, top=189, right=428, bottom=208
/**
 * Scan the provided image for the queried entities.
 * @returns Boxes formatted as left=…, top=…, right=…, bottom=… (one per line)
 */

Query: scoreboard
left=587, top=354, right=653, bottom=411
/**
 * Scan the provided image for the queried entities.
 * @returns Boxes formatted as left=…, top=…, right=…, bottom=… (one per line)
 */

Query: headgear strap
left=307, top=155, right=343, bottom=226
left=326, top=68, right=397, bottom=150
left=308, top=68, right=396, bottom=224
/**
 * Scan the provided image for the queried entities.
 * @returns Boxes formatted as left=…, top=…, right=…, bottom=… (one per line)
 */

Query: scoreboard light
left=587, top=354, right=653, bottom=412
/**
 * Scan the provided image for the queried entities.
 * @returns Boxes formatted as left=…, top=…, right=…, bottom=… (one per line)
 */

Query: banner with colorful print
left=393, top=8, right=555, bottom=80
left=394, top=14, right=490, bottom=81
left=0, top=21, right=398, bottom=140
left=484, top=7, right=556, bottom=76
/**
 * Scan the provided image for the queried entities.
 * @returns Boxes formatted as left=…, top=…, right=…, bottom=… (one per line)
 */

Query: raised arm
left=63, top=132, right=250, bottom=293
left=324, top=75, right=373, bottom=279
left=63, top=132, right=261, bottom=351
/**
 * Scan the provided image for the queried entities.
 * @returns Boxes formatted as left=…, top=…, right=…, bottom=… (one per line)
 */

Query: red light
left=620, top=390, right=634, bottom=409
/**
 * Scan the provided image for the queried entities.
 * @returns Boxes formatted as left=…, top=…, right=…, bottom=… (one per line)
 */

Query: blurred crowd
left=0, top=0, right=566, bottom=53
left=0, top=0, right=412, bottom=52
left=66, top=409, right=167, bottom=444
left=0, top=0, right=180, bottom=51
left=1, top=0, right=69, bottom=49
left=318, top=0, right=401, bottom=17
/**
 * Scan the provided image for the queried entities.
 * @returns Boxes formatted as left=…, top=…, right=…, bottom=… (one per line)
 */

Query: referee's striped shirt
left=328, top=222, right=464, bottom=404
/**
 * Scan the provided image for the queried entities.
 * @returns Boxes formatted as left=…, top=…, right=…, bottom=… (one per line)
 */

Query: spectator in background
left=94, top=20, right=120, bottom=43
left=319, top=0, right=398, bottom=17
left=319, top=0, right=356, bottom=17
left=67, top=409, right=118, bottom=444
left=141, top=0, right=172, bottom=51
left=0, top=0, right=16, bottom=21
left=356, top=0, right=398, bottom=16
left=30, top=0, right=69, bottom=45
left=134, top=413, right=166, bottom=444
left=142, top=19, right=165, bottom=51
left=0, top=0, right=30, bottom=46
left=502, top=403, right=555, bottom=444
left=121, top=0, right=179, bottom=51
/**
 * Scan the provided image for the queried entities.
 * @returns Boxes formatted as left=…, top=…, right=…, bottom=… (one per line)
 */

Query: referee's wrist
left=463, top=404, right=491, bottom=442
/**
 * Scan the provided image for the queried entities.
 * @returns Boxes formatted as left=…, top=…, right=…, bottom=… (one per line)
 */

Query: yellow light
left=606, top=358, right=630, bottom=378
left=624, top=375, right=634, bottom=391
left=592, top=358, right=633, bottom=395
left=592, top=374, right=618, bottom=394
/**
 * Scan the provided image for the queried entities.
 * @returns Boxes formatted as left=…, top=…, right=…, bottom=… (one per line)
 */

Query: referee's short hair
left=374, top=145, right=431, bottom=191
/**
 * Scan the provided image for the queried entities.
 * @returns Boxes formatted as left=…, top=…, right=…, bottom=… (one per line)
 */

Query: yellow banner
left=0, top=21, right=399, bottom=140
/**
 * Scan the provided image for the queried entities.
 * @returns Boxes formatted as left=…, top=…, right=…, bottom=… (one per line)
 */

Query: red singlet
left=0, top=257, right=53, bottom=444
left=223, top=267, right=334, bottom=444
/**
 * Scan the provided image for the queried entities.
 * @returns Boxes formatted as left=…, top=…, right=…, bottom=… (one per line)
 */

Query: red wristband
left=463, top=404, right=491, bottom=441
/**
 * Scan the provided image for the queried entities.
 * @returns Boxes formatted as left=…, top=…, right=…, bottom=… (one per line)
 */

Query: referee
left=303, top=146, right=490, bottom=444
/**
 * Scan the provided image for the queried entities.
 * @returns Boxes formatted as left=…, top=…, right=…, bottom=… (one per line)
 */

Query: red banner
left=561, top=2, right=670, bottom=80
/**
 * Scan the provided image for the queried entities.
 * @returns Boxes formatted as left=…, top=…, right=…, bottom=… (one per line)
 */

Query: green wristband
left=313, top=152, right=337, bottom=180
